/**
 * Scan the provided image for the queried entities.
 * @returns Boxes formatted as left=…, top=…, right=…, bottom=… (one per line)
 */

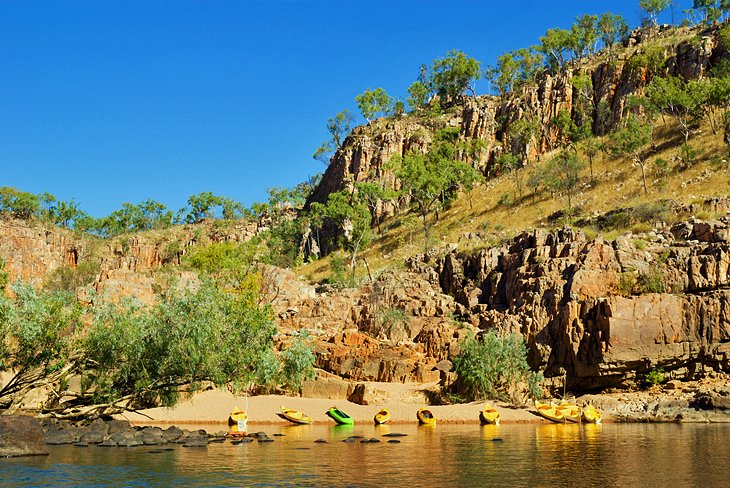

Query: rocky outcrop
left=308, top=25, right=728, bottom=216
left=0, top=218, right=80, bottom=289
left=265, top=267, right=464, bottom=385
left=0, top=217, right=255, bottom=304
left=430, top=215, right=730, bottom=390
left=579, top=376, right=730, bottom=422
left=0, top=415, right=48, bottom=457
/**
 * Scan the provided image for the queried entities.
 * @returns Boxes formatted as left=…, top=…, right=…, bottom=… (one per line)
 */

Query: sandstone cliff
left=307, top=25, right=726, bottom=218
left=430, top=214, right=730, bottom=390
left=0, top=217, right=256, bottom=304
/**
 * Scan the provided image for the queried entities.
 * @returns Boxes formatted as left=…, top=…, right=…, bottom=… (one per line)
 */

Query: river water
left=2, top=423, right=729, bottom=487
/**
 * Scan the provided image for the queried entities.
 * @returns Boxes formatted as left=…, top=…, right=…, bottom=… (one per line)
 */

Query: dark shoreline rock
left=0, top=415, right=49, bottom=457
left=37, top=417, right=217, bottom=448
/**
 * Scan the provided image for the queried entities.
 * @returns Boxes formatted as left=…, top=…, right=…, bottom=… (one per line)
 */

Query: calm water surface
left=2, top=423, right=729, bottom=487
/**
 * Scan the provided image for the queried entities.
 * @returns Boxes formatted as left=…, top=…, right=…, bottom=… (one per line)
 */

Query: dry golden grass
left=297, top=117, right=730, bottom=284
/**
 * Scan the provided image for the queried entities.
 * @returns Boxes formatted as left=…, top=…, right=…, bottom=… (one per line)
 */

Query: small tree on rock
left=607, top=115, right=653, bottom=193
left=355, top=88, right=394, bottom=122
left=640, top=0, right=672, bottom=25
left=543, top=150, right=585, bottom=211
left=313, top=110, right=355, bottom=166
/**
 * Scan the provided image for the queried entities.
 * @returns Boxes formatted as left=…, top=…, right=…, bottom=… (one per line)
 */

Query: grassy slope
left=299, top=116, right=729, bottom=283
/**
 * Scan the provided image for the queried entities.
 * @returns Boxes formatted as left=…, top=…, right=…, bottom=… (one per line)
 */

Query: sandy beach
left=117, top=382, right=544, bottom=426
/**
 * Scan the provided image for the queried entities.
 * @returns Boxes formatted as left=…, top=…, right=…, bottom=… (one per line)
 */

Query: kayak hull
left=479, top=405, right=501, bottom=425
left=279, top=405, right=313, bottom=425
left=417, top=408, right=436, bottom=426
left=326, top=407, right=355, bottom=425
left=374, top=409, right=391, bottom=425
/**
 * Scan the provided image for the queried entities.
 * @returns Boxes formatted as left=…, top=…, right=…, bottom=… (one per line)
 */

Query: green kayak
left=326, top=406, right=355, bottom=425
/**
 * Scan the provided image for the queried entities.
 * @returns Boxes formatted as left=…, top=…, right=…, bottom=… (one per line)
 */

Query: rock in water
left=78, top=418, right=108, bottom=444
left=0, top=415, right=49, bottom=457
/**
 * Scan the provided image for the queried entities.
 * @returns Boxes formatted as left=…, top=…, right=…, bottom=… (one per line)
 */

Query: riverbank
left=117, top=388, right=542, bottom=425
left=116, top=377, right=730, bottom=426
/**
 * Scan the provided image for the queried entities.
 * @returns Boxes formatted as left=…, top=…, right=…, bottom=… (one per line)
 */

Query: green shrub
left=603, top=211, right=630, bottom=231
left=643, top=367, right=666, bottom=387
left=0, top=258, right=8, bottom=291
left=161, top=240, right=181, bottom=263
left=631, top=222, right=652, bottom=233
left=280, top=331, right=316, bottom=393
left=719, top=24, right=730, bottom=50
left=81, top=280, right=279, bottom=408
left=183, top=239, right=267, bottom=291
left=627, top=43, right=666, bottom=75
left=377, top=307, right=409, bottom=340
left=678, top=144, right=697, bottom=167
left=654, top=157, right=671, bottom=177
left=633, top=201, right=672, bottom=223
left=44, top=261, right=100, bottom=292
left=326, top=255, right=351, bottom=288
left=637, top=269, right=665, bottom=293
left=633, top=239, right=647, bottom=251
left=582, top=227, right=598, bottom=240
left=263, top=219, right=305, bottom=268
left=498, top=192, right=512, bottom=207
left=617, top=272, right=637, bottom=296
left=452, top=330, right=543, bottom=404
left=0, top=282, right=83, bottom=404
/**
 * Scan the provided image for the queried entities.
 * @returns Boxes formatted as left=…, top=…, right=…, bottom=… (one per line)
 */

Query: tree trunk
left=639, top=160, right=648, bottom=194
left=422, top=212, right=430, bottom=253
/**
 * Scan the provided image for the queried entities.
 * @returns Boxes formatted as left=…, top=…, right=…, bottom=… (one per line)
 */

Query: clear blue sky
left=0, top=0, right=692, bottom=217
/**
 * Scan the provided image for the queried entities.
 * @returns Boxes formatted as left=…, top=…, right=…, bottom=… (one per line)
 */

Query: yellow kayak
left=557, top=405, right=582, bottom=423
left=535, top=400, right=565, bottom=423
left=227, top=407, right=248, bottom=434
left=479, top=404, right=501, bottom=425
left=417, top=407, right=436, bottom=426
left=552, top=399, right=582, bottom=423
left=278, top=405, right=313, bottom=425
left=374, top=408, right=391, bottom=425
left=582, top=404, right=603, bottom=424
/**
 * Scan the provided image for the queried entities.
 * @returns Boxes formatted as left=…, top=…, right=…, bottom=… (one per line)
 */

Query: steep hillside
left=308, top=24, right=725, bottom=216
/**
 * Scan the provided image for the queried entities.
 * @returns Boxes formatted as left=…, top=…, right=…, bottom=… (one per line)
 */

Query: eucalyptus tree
left=645, top=75, right=708, bottom=145
left=607, top=115, right=653, bottom=194
left=543, top=150, right=586, bottom=211
left=313, top=110, right=355, bottom=166
left=310, top=189, right=372, bottom=281
left=389, top=129, right=482, bottom=248
left=355, top=88, right=394, bottom=122
left=640, top=0, right=671, bottom=25
left=598, top=12, right=630, bottom=53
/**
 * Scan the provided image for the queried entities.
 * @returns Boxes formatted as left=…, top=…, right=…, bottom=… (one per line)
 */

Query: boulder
left=135, top=426, right=165, bottom=445
left=78, top=418, right=108, bottom=444
left=162, top=426, right=183, bottom=442
left=45, top=426, right=78, bottom=445
left=107, top=419, right=133, bottom=435
left=301, top=369, right=354, bottom=399
left=0, top=415, right=48, bottom=457
left=108, top=431, right=142, bottom=447
left=348, top=384, right=390, bottom=405
left=182, top=435, right=208, bottom=448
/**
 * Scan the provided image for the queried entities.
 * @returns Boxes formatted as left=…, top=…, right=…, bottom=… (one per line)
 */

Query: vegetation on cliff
left=0, top=255, right=314, bottom=418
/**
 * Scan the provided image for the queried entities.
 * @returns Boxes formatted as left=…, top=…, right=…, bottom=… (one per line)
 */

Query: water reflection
left=2, top=424, right=729, bottom=487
